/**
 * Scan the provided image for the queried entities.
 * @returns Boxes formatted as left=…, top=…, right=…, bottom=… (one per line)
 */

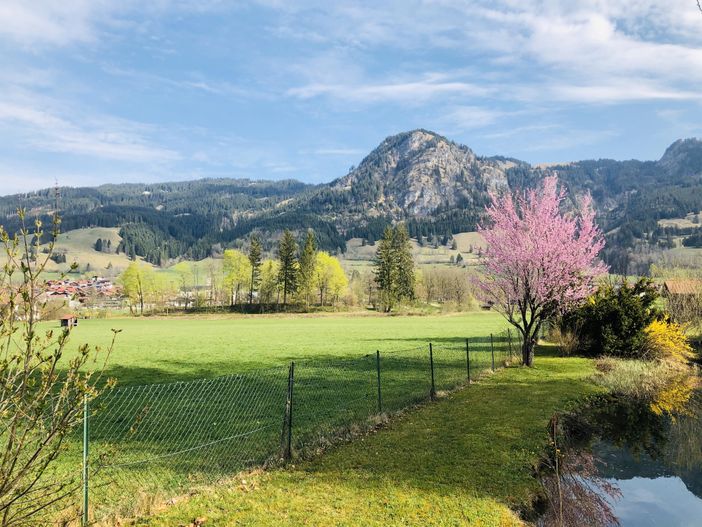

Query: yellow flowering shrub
left=644, top=318, right=695, bottom=363
left=650, top=373, right=699, bottom=416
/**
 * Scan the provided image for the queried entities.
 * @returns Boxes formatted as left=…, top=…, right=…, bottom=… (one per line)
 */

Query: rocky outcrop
left=326, top=129, right=509, bottom=218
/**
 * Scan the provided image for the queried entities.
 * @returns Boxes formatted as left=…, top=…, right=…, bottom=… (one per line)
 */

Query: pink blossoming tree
left=477, top=176, right=606, bottom=366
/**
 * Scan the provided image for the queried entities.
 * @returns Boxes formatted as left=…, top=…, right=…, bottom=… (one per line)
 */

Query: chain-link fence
left=79, top=329, right=523, bottom=524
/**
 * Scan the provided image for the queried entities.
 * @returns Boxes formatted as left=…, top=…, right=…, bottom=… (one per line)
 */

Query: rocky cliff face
left=657, top=138, right=702, bottom=179
left=326, top=129, right=510, bottom=217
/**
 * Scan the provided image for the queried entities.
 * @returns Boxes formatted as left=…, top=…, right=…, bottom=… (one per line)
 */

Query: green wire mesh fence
left=78, top=329, right=523, bottom=524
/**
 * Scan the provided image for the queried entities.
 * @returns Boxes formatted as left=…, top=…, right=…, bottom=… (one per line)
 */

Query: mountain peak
left=324, top=129, right=504, bottom=217
left=377, top=129, right=474, bottom=157
left=658, top=138, right=702, bottom=179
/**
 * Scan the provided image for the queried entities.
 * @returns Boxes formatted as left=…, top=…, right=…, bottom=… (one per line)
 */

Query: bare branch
left=0, top=209, right=116, bottom=526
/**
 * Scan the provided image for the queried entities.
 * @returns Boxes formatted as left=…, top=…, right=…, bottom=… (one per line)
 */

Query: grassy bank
left=132, top=349, right=601, bottom=526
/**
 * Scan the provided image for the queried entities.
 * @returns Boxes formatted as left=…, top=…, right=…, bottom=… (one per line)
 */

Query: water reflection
left=540, top=389, right=702, bottom=526
left=606, top=477, right=702, bottom=527
left=592, top=390, right=702, bottom=525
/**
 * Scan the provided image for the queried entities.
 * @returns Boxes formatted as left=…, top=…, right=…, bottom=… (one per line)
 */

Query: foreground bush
left=564, top=278, right=661, bottom=358
left=0, top=212, right=116, bottom=526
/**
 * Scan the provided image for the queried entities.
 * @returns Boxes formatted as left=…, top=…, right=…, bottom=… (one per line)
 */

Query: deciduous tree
left=313, top=252, right=348, bottom=306
left=476, top=176, right=606, bottom=366
left=172, top=261, right=195, bottom=309
left=119, top=261, right=156, bottom=315
left=259, top=259, right=280, bottom=305
left=223, top=249, right=251, bottom=306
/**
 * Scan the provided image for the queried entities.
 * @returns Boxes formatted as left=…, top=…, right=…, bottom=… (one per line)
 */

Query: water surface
left=591, top=390, right=702, bottom=526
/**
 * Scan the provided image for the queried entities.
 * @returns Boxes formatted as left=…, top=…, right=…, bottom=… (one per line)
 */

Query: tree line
left=118, top=229, right=350, bottom=314
left=118, top=224, right=427, bottom=315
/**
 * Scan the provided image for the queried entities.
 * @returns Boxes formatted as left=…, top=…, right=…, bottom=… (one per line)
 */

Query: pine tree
left=297, top=230, right=317, bottom=307
left=248, top=235, right=263, bottom=304
left=374, top=226, right=396, bottom=312
left=277, top=229, right=298, bottom=306
left=94, top=238, right=103, bottom=252
left=393, top=224, right=415, bottom=301
left=373, top=224, right=415, bottom=312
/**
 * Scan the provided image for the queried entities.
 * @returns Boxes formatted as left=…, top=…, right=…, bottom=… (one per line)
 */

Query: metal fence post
left=282, top=361, right=295, bottom=461
left=507, top=329, right=513, bottom=359
left=490, top=333, right=495, bottom=372
left=82, top=395, right=89, bottom=527
left=375, top=350, right=382, bottom=413
left=465, top=338, right=471, bottom=383
left=429, top=343, right=436, bottom=400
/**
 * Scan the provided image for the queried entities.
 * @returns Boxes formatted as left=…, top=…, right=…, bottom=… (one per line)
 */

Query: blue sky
left=1, top=1, right=701, bottom=194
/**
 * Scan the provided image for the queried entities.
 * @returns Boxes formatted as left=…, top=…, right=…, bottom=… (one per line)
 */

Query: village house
left=43, top=277, right=123, bottom=310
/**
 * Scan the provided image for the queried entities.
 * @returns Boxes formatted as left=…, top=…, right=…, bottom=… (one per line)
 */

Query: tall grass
left=591, top=357, right=690, bottom=399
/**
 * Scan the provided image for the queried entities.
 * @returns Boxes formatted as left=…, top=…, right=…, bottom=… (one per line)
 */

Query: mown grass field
left=133, top=348, right=602, bottom=527
left=52, top=312, right=515, bottom=524
left=58, top=311, right=509, bottom=386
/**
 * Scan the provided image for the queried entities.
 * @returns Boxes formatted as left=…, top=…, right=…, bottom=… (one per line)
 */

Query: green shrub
left=565, top=278, right=662, bottom=358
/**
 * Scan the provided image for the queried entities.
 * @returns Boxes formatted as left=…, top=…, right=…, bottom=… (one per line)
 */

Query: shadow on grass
left=292, top=351, right=597, bottom=509
left=82, top=346, right=514, bottom=521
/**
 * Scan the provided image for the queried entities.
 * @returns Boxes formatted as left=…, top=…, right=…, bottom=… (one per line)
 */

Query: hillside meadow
left=1, top=227, right=487, bottom=285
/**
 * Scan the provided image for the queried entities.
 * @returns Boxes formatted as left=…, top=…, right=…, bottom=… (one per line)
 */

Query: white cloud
left=0, top=0, right=120, bottom=46
left=269, top=1, right=702, bottom=106
left=0, top=0, right=236, bottom=47
left=288, top=76, right=488, bottom=104
left=101, top=65, right=263, bottom=99
left=441, top=106, right=509, bottom=130
left=311, top=148, right=364, bottom=156
left=0, top=100, right=180, bottom=162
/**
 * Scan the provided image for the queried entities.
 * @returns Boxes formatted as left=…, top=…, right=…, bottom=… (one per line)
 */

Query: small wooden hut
left=60, top=315, right=78, bottom=328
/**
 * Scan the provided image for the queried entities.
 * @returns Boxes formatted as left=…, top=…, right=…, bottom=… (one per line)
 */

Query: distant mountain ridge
left=2, top=130, right=702, bottom=273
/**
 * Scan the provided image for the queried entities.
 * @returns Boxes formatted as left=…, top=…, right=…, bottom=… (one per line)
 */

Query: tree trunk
left=522, top=337, right=536, bottom=367
left=249, top=269, right=255, bottom=304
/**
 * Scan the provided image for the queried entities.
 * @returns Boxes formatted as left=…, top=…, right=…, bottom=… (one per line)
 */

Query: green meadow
left=135, top=348, right=601, bottom=527
left=57, top=311, right=509, bottom=386
left=51, top=311, right=520, bottom=524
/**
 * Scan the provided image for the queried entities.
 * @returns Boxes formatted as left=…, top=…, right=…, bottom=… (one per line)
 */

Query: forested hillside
left=2, top=131, right=701, bottom=274
left=0, top=179, right=316, bottom=262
